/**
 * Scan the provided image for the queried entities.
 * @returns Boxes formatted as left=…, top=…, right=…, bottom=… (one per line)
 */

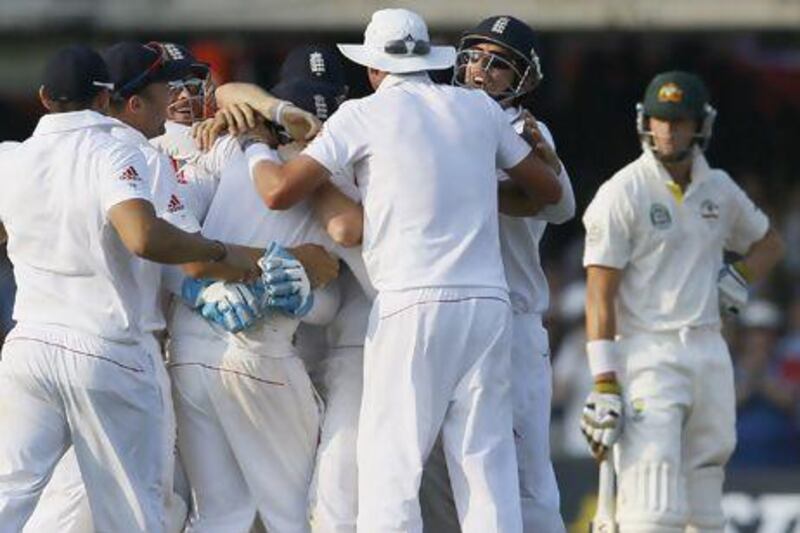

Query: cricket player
left=0, top=44, right=259, bottom=533
left=581, top=71, right=784, bottom=533
left=247, top=8, right=563, bottom=532
left=421, top=15, right=573, bottom=533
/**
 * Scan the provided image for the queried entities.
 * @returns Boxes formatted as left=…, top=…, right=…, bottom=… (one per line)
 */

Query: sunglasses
left=384, top=38, right=431, bottom=56
left=462, top=49, right=515, bottom=71
left=168, top=78, right=205, bottom=96
left=116, top=42, right=167, bottom=97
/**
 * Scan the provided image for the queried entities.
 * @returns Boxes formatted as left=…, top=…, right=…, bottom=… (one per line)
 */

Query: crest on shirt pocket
left=700, top=199, right=720, bottom=219
left=649, top=203, right=672, bottom=230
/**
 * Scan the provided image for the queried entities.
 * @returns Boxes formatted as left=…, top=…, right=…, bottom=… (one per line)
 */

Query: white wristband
left=245, top=143, right=276, bottom=178
left=271, top=100, right=289, bottom=125
left=586, top=339, right=619, bottom=377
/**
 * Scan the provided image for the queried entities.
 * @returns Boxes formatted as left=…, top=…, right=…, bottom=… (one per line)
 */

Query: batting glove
left=181, top=278, right=261, bottom=332
left=580, top=380, right=624, bottom=461
left=258, top=241, right=314, bottom=318
left=718, top=262, right=750, bottom=317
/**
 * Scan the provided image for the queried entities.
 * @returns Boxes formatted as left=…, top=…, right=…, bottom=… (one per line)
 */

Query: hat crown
left=643, top=70, right=709, bottom=120
left=364, top=9, right=430, bottom=49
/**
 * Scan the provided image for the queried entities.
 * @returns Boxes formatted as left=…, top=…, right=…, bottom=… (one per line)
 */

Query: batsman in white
left=0, top=44, right=259, bottom=533
left=421, top=15, right=574, bottom=533
left=581, top=71, right=784, bottom=533
left=250, top=8, right=563, bottom=532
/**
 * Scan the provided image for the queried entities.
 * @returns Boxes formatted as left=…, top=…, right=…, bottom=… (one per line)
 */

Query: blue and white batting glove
left=258, top=241, right=314, bottom=317
left=181, top=278, right=261, bottom=332
left=580, top=380, right=624, bottom=461
left=718, top=262, right=750, bottom=317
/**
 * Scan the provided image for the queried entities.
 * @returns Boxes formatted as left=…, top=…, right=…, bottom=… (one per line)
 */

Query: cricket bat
left=590, top=456, right=618, bottom=533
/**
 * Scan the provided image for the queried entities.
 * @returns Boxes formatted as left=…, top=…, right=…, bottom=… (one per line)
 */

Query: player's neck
left=663, top=159, right=692, bottom=191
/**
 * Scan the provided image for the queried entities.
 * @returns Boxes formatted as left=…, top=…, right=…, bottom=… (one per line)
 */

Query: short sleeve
left=303, top=102, right=365, bottom=177
left=488, top=99, right=531, bottom=170
left=582, top=180, right=634, bottom=269
left=724, top=178, right=769, bottom=255
left=99, top=142, right=152, bottom=215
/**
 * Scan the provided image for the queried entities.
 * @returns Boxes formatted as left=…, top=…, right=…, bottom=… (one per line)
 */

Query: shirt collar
left=32, top=110, right=119, bottom=137
left=376, top=72, right=433, bottom=93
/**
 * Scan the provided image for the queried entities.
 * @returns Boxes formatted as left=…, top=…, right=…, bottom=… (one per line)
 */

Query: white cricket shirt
left=582, top=148, right=769, bottom=334
left=0, top=110, right=153, bottom=343
left=108, top=121, right=200, bottom=334
left=303, top=73, right=531, bottom=293
left=151, top=121, right=238, bottom=224
left=497, top=107, right=575, bottom=314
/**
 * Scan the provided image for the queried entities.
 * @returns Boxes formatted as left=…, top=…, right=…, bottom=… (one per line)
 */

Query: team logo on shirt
left=657, top=82, right=684, bottom=103
left=119, top=165, right=141, bottom=182
left=630, top=398, right=646, bottom=421
left=649, top=203, right=672, bottom=229
left=167, top=194, right=185, bottom=213
left=700, top=199, right=720, bottom=219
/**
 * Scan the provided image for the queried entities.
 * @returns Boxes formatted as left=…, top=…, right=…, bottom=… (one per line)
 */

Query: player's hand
left=520, top=111, right=562, bottom=176
left=581, top=379, right=624, bottom=461
left=199, top=282, right=261, bottom=332
left=180, top=279, right=260, bottom=332
left=718, top=262, right=749, bottom=317
left=288, top=243, right=339, bottom=288
left=258, top=241, right=316, bottom=317
left=219, top=242, right=261, bottom=283
left=277, top=141, right=305, bottom=162
left=218, top=103, right=258, bottom=137
left=192, top=115, right=227, bottom=152
left=276, top=102, right=322, bottom=142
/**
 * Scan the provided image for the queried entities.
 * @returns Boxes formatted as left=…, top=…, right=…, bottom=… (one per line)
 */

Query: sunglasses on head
left=384, top=38, right=431, bottom=56
left=116, top=42, right=167, bottom=97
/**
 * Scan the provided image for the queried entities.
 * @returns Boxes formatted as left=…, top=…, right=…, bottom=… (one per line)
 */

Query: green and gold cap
left=642, top=71, right=709, bottom=121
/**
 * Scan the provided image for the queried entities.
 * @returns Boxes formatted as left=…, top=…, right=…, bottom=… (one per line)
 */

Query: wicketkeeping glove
left=580, top=380, right=624, bottom=461
left=181, top=278, right=261, bottom=332
left=258, top=241, right=314, bottom=317
left=718, top=262, right=750, bottom=316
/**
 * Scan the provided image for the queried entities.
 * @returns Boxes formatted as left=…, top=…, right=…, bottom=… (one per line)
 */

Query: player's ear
left=129, top=94, right=142, bottom=113
left=38, top=86, right=53, bottom=112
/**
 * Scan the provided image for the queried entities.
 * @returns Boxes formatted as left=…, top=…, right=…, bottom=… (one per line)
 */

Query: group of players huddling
left=0, top=7, right=783, bottom=533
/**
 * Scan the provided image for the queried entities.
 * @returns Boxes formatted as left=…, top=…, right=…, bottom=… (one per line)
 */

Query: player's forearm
left=533, top=167, right=576, bottom=224
left=585, top=266, right=621, bottom=342
left=505, top=152, right=562, bottom=208
left=738, top=227, right=784, bottom=283
left=182, top=246, right=263, bottom=280
left=311, top=182, right=363, bottom=247
left=497, top=181, right=548, bottom=216
left=135, top=219, right=226, bottom=264
left=215, top=83, right=282, bottom=121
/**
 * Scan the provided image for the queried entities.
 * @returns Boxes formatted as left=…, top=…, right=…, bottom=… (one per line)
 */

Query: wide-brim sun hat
left=338, top=8, right=455, bottom=74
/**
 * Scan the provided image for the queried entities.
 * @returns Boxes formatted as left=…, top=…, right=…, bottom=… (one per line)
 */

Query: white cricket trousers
left=0, top=324, right=168, bottom=533
left=168, top=333, right=321, bottom=533
left=308, top=347, right=363, bottom=533
left=614, top=327, right=736, bottom=533
left=357, top=287, right=522, bottom=533
left=419, top=312, right=565, bottom=533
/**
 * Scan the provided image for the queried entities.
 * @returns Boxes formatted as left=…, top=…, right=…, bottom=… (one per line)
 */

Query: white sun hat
left=338, top=9, right=456, bottom=74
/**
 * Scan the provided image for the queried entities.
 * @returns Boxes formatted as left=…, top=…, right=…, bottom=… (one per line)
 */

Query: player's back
left=309, top=74, right=528, bottom=293
left=0, top=111, right=149, bottom=343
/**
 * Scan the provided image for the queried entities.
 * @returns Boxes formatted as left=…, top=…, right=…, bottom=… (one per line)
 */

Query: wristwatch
left=211, top=240, right=227, bottom=262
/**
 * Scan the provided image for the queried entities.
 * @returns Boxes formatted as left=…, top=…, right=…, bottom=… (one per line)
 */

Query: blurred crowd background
left=1, top=1, right=799, bottom=526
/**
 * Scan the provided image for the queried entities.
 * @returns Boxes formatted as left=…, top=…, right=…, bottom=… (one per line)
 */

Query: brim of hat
left=151, top=60, right=194, bottom=83
left=646, top=103, right=699, bottom=121
left=271, top=79, right=344, bottom=102
left=337, top=44, right=455, bottom=74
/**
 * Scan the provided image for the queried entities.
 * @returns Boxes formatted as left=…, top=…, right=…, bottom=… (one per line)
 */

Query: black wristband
left=211, top=240, right=227, bottom=262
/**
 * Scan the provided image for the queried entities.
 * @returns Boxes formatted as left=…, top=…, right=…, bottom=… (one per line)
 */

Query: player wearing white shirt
left=0, top=45, right=258, bottom=533
left=247, top=9, right=562, bottom=532
left=421, top=16, right=574, bottom=533
left=581, top=71, right=784, bottom=533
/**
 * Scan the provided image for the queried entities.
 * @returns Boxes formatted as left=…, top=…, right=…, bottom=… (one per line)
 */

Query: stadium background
left=0, top=1, right=799, bottom=531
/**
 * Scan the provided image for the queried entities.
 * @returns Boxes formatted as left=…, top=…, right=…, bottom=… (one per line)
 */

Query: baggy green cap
left=642, top=71, right=709, bottom=120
